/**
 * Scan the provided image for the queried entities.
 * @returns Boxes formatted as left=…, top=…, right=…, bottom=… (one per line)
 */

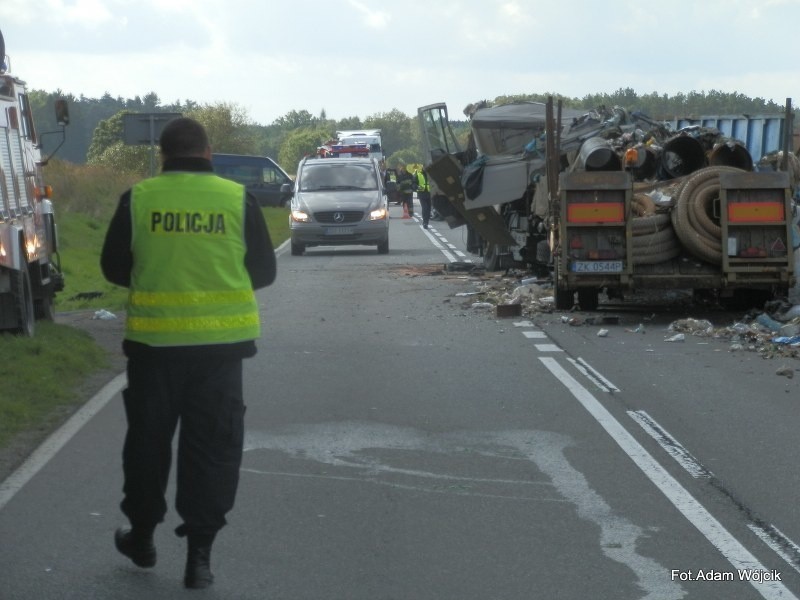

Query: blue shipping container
left=667, top=115, right=786, bottom=162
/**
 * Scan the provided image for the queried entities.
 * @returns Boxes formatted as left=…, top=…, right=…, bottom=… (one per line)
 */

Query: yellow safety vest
left=126, top=172, right=260, bottom=346
left=415, top=170, right=430, bottom=192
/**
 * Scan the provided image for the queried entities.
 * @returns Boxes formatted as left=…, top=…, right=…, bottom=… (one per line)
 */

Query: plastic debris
left=597, top=329, right=609, bottom=337
left=668, top=318, right=713, bottom=335
left=626, top=324, right=645, bottom=334
left=92, top=309, right=117, bottom=320
left=776, top=366, right=795, bottom=378
left=471, top=302, right=494, bottom=310
left=755, top=313, right=782, bottom=332
left=772, top=336, right=800, bottom=347
left=664, top=333, right=685, bottom=342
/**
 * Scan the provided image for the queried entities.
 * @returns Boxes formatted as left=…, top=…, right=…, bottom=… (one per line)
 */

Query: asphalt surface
left=1, top=204, right=799, bottom=599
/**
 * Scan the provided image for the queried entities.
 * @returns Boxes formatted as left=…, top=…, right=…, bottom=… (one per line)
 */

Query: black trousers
left=120, top=352, right=245, bottom=538
left=418, top=191, right=432, bottom=225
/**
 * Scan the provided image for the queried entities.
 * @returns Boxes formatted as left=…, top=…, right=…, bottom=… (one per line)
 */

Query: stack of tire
left=631, top=192, right=681, bottom=265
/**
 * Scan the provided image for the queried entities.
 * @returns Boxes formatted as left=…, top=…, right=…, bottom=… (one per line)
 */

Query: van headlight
left=291, top=209, right=311, bottom=223
left=369, top=207, right=388, bottom=220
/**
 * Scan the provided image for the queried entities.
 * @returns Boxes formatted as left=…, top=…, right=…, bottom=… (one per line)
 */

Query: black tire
left=291, top=241, right=305, bottom=256
left=10, top=260, right=35, bottom=336
left=377, top=238, right=389, bottom=254
left=483, top=242, right=503, bottom=271
left=577, top=288, right=599, bottom=311
left=35, top=289, right=56, bottom=321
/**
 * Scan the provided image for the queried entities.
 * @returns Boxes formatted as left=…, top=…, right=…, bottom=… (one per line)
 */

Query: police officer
left=414, top=166, right=432, bottom=229
left=100, top=117, right=276, bottom=589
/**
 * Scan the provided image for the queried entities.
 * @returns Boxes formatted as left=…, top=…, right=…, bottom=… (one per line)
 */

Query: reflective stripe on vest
left=126, top=172, right=260, bottom=346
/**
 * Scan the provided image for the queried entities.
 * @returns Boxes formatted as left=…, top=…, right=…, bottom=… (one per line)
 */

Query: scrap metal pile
left=559, top=105, right=800, bottom=266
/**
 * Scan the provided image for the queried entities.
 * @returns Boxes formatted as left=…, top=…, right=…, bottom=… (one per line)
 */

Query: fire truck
left=0, top=29, right=68, bottom=335
left=317, top=129, right=384, bottom=161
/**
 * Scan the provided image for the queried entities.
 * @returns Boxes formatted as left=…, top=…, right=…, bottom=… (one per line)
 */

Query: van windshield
left=299, top=163, right=378, bottom=192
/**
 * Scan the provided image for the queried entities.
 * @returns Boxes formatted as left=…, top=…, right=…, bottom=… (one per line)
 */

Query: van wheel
left=377, top=238, right=389, bottom=254
left=291, top=242, right=305, bottom=256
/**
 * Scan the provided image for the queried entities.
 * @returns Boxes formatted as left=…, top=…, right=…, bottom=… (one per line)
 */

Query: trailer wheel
left=10, top=259, right=35, bottom=336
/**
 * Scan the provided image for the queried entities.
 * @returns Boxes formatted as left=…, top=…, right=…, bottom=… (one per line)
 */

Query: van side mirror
left=280, top=182, right=294, bottom=194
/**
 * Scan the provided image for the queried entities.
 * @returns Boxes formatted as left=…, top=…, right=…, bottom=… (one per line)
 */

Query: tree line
left=27, top=87, right=795, bottom=176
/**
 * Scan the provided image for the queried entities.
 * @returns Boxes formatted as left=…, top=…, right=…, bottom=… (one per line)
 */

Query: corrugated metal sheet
left=667, top=115, right=786, bottom=162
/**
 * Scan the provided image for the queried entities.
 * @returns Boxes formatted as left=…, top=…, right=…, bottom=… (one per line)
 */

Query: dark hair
left=159, top=117, right=209, bottom=159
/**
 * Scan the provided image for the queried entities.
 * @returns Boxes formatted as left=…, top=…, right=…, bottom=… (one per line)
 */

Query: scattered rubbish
left=779, top=323, right=800, bottom=337
left=664, top=333, right=685, bottom=342
left=92, top=309, right=117, bottom=320
left=446, top=262, right=478, bottom=273
left=773, top=336, right=800, bottom=347
left=597, top=329, right=609, bottom=337
left=755, top=313, right=782, bottom=332
left=626, top=324, right=646, bottom=334
left=471, top=302, right=494, bottom=310
left=668, top=318, right=713, bottom=335
left=776, top=366, right=795, bottom=378
left=455, top=292, right=480, bottom=297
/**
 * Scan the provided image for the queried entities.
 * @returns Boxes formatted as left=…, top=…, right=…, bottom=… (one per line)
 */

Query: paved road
left=1, top=205, right=799, bottom=599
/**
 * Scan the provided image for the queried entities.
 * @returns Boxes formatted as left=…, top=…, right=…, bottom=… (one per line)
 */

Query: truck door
left=417, top=103, right=515, bottom=245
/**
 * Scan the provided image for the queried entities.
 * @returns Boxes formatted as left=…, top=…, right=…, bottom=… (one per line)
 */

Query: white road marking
left=244, top=422, right=685, bottom=598
left=535, top=344, right=563, bottom=352
left=539, top=357, right=796, bottom=600
left=568, top=357, right=621, bottom=393
left=522, top=331, right=548, bottom=339
left=748, top=524, right=800, bottom=576
left=628, top=410, right=712, bottom=479
left=418, top=221, right=474, bottom=263
left=0, top=372, right=127, bottom=511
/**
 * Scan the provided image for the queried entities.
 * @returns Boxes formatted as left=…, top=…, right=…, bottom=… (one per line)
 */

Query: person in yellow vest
left=100, top=117, right=276, bottom=590
left=414, top=166, right=432, bottom=229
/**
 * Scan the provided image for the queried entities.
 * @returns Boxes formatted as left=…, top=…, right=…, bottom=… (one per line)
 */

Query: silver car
left=286, top=157, right=390, bottom=255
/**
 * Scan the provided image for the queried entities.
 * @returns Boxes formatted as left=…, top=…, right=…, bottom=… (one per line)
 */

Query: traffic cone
left=402, top=203, right=410, bottom=219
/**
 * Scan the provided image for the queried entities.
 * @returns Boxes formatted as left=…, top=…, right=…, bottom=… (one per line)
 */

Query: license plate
left=571, top=260, right=623, bottom=273
left=325, top=227, right=353, bottom=235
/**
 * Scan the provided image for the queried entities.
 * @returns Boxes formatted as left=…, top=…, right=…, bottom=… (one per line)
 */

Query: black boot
left=184, top=534, right=215, bottom=589
left=115, top=526, right=156, bottom=568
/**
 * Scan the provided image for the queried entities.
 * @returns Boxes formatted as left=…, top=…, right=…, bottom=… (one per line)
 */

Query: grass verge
left=0, top=321, right=109, bottom=448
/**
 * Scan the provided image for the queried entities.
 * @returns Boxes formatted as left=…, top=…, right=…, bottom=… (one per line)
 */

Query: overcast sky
left=1, top=0, right=799, bottom=126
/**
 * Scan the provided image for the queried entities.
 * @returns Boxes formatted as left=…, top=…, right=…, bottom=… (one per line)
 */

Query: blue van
left=211, top=153, right=293, bottom=207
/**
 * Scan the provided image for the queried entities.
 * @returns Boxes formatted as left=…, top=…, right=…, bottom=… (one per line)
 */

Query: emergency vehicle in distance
left=317, top=129, right=384, bottom=161
left=0, top=28, right=69, bottom=335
